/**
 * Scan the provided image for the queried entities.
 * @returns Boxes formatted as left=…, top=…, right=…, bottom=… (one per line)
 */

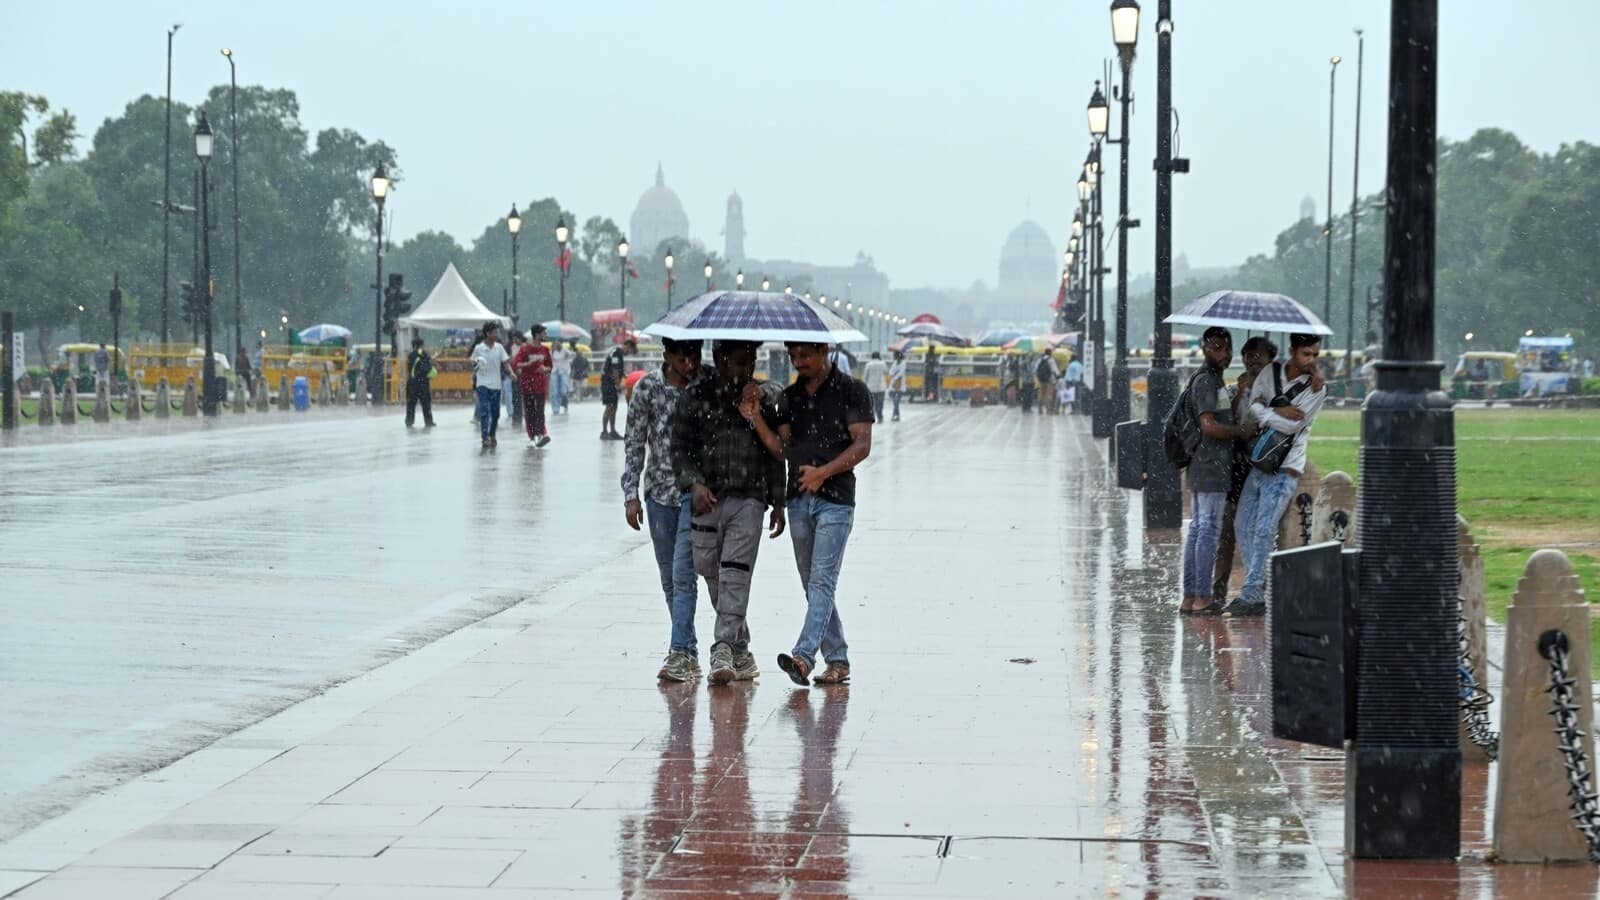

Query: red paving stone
left=2, top=408, right=1597, bottom=897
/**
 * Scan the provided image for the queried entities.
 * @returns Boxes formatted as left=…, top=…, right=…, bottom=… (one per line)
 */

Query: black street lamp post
left=1324, top=54, right=1342, bottom=327
left=1345, top=30, right=1366, bottom=394
left=195, top=111, right=218, bottom=417
left=617, top=238, right=630, bottom=309
left=555, top=217, right=569, bottom=324
left=162, top=23, right=180, bottom=345
left=507, top=204, right=521, bottom=328
left=704, top=260, right=714, bottom=293
left=664, top=249, right=675, bottom=310
left=370, top=162, right=390, bottom=404
left=109, top=273, right=123, bottom=379
left=1346, top=0, right=1458, bottom=859
left=1109, top=0, right=1141, bottom=433
left=221, top=48, right=242, bottom=360
left=1143, top=0, right=1188, bottom=529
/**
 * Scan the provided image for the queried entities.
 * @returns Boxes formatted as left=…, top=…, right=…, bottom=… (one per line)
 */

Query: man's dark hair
left=530, top=324, right=547, bottom=338
left=871, top=351, right=882, bottom=359
left=482, top=321, right=500, bottom=336
left=1201, top=326, right=1232, bottom=347
left=1241, top=336, right=1278, bottom=359
left=1289, top=332, right=1323, bottom=350
left=411, top=337, right=424, bottom=349
left=623, top=338, right=638, bottom=350
left=784, top=341, right=827, bottom=352
left=661, top=338, right=702, bottom=357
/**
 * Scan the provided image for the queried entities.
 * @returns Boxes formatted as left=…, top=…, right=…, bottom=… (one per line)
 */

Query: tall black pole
left=1143, top=0, right=1181, bottom=528
left=1091, top=145, right=1111, bottom=438
left=191, top=170, right=201, bottom=343
left=110, top=273, right=122, bottom=379
left=225, top=51, right=242, bottom=360
left=559, top=263, right=567, bottom=325
left=619, top=255, right=628, bottom=309
left=199, top=124, right=217, bottom=417
left=1346, top=31, right=1365, bottom=393
left=1, top=311, right=14, bottom=431
left=373, top=200, right=384, bottom=405
left=1111, top=58, right=1133, bottom=430
left=1347, top=0, right=1458, bottom=860
left=510, top=230, right=519, bottom=328
left=1324, top=56, right=1340, bottom=326
left=162, top=24, right=179, bottom=345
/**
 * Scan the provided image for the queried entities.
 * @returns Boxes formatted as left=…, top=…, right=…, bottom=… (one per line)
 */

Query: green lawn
left=1309, top=407, right=1600, bottom=659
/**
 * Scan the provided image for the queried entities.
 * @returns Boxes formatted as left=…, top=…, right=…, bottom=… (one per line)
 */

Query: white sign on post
left=10, top=332, right=23, bottom=384
left=1082, top=342, right=1097, bottom=391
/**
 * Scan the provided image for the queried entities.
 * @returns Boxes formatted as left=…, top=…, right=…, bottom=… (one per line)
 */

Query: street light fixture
left=507, top=204, right=521, bottom=327
left=194, top=111, right=218, bottom=416
left=664, top=248, right=675, bottom=309
left=617, top=237, right=630, bottom=309
left=1087, top=81, right=1110, bottom=140
left=761, top=277, right=770, bottom=292
left=1102, top=2, right=1141, bottom=437
left=704, top=260, right=714, bottom=292
left=368, top=161, right=389, bottom=404
left=785, top=284, right=792, bottom=296
left=1111, top=0, right=1141, bottom=61
left=555, top=216, right=569, bottom=324
left=1072, top=211, right=1084, bottom=238
left=736, top=269, right=745, bottom=290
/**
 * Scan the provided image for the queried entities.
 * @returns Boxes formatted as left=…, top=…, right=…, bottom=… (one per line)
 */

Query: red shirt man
left=512, top=327, right=555, bottom=444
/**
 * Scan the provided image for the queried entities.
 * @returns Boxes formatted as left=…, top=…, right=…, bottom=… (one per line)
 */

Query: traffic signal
left=381, top=273, right=412, bottom=337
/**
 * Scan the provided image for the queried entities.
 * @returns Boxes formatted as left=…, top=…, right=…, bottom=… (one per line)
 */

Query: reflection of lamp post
left=507, top=204, right=521, bottom=328
left=555, top=216, right=569, bottom=324
left=664, top=248, right=675, bottom=310
left=370, top=162, right=390, bottom=404
left=195, top=111, right=218, bottom=416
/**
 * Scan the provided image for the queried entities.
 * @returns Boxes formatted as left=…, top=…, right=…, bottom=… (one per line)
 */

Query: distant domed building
left=996, top=219, right=1058, bottom=315
left=1300, top=195, right=1316, bottom=222
left=629, top=164, right=690, bottom=259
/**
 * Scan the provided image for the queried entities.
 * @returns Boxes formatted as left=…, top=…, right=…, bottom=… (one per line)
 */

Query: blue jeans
left=787, top=493, right=853, bottom=668
left=553, top=371, right=570, bottom=411
left=1234, top=469, right=1299, bottom=605
left=646, top=494, right=699, bottom=656
left=474, top=386, right=501, bottom=440
left=890, top=390, right=902, bottom=419
left=1182, top=492, right=1226, bottom=598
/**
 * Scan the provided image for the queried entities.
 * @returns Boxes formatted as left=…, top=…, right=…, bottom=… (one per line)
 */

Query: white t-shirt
left=1248, top=362, right=1327, bottom=476
left=862, top=359, right=889, bottom=392
left=472, top=341, right=509, bottom=390
left=551, top=345, right=574, bottom=376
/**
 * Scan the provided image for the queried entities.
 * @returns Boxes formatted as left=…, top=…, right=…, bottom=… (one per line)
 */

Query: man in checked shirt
left=623, top=338, right=709, bottom=682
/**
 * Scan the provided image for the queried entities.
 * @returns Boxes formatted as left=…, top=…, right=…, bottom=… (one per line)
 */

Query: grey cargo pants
left=690, top=496, right=765, bottom=653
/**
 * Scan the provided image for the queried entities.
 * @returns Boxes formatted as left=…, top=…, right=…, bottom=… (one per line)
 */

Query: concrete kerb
left=0, top=538, right=652, bottom=875
left=1493, top=549, right=1596, bottom=863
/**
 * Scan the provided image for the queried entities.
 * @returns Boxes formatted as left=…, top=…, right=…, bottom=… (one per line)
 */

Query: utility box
left=292, top=376, right=310, bottom=412
left=1115, top=420, right=1145, bottom=490
left=1270, top=542, right=1361, bottom=748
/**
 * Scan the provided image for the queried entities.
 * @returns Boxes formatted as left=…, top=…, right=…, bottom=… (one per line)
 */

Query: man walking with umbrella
left=670, top=340, right=787, bottom=686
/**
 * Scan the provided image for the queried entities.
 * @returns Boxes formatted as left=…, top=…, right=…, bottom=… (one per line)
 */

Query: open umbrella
left=1002, top=336, right=1053, bottom=353
left=297, top=323, right=351, bottom=345
left=896, top=320, right=967, bottom=344
left=541, top=320, right=591, bottom=342
left=975, top=328, right=1029, bottom=347
left=1044, top=332, right=1083, bottom=351
left=642, top=291, right=867, bottom=344
left=1164, top=291, right=1333, bottom=336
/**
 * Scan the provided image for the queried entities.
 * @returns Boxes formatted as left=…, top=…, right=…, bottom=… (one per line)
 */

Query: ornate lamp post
left=617, top=237, right=630, bottom=309
left=370, top=162, right=390, bottom=404
left=221, top=48, right=243, bottom=360
left=507, top=204, right=522, bottom=328
left=761, top=277, right=770, bottom=292
left=704, top=260, right=714, bottom=293
left=736, top=269, right=745, bottom=291
left=664, top=248, right=675, bottom=310
left=1107, top=0, right=1141, bottom=432
left=194, top=111, right=219, bottom=416
left=555, top=216, right=570, bottom=324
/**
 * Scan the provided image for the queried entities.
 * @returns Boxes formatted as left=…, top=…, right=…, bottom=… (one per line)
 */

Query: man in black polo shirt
left=745, top=342, right=873, bottom=687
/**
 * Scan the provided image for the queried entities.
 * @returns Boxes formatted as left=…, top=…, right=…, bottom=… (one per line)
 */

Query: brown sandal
left=777, top=653, right=812, bottom=686
left=812, top=662, right=851, bottom=685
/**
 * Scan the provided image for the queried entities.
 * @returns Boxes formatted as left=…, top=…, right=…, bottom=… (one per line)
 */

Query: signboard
left=11, top=332, right=23, bottom=384
left=1082, top=341, right=1096, bottom=391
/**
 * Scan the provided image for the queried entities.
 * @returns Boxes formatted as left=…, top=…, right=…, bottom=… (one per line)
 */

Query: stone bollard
left=181, top=376, right=199, bottom=417
left=93, top=382, right=111, bottom=423
left=355, top=374, right=369, bottom=406
left=60, top=381, right=78, bottom=425
left=1276, top=462, right=1322, bottom=550
left=232, top=380, right=247, bottom=414
left=1492, top=549, right=1596, bottom=862
left=254, top=377, right=269, bottom=412
left=278, top=375, right=291, bottom=412
left=335, top=373, right=348, bottom=406
left=1310, top=470, right=1358, bottom=545
left=1457, top=516, right=1492, bottom=763
left=126, top=379, right=142, bottom=421
left=37, top=381, right=56, bottom=426
left=316, top=375, right=332, bottom=406
left=154, top=378, right=171, bottom=419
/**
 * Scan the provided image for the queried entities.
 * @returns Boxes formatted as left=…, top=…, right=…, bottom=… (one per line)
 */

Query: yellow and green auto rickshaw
left=1450, top=351, right=1518, bottom=401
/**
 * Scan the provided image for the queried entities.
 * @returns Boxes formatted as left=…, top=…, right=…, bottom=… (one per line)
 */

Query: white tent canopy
left=398, top=262, right=510, bottom=332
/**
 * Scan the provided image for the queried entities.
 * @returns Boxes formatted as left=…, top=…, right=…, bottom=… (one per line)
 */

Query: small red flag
left=1052, top=282, right=1066, bottom=311
left=628, top=262, right=640, bottom=279
left=556, top=248, right=572, bottom=272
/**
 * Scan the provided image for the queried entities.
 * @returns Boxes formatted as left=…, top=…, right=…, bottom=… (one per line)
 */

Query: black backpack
left=1162, top=373, right=1204, bottom=469
left=1035, top=356, right=1055, bottom=381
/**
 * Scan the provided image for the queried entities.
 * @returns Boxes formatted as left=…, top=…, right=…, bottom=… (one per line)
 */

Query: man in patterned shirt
left=623, top=338, right=707, bottom=682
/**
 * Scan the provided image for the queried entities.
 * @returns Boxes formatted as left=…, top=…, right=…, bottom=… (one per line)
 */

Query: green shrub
left=1582, top=377, right=1600, bottom=395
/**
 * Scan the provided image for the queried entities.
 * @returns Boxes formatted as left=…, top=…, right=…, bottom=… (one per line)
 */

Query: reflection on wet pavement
left=3, top=406, right=1597, bottom=897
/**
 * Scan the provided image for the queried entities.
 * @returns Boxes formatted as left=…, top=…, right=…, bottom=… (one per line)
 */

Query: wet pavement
left=1, top=402, right=1597, bottom=897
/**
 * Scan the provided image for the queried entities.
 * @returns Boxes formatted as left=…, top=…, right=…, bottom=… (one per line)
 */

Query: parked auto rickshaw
left=1451, top=351, right=1519, bottom=401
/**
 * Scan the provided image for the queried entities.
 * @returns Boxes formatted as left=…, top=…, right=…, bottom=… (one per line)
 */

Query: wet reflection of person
left=617, top=684, right=699, bottom=894
left=670, top=340, right=787, bottom=685
left=788, top=687, right=851, bottom=880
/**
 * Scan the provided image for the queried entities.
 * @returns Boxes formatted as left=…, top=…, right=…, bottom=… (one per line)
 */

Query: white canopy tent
left=398, top=263, right=510, bottom=333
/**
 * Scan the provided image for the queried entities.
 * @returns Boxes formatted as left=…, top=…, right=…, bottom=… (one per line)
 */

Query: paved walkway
left=1, top=404, right=1595, bottom=897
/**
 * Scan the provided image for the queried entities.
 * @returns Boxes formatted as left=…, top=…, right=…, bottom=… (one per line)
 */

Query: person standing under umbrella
left=670, top=340, right=787, bottom=686
left=1179, top=328, right=1254, bottom=614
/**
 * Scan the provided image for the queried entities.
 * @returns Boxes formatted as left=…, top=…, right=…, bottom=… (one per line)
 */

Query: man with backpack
left=1211, top=337, right=1277, bottom=605
left=1223, top=332, right=1326, bottom=617
left=1177, top=327, right=1257, bottom=614
left=1035, top=352, right=1060, bottom=414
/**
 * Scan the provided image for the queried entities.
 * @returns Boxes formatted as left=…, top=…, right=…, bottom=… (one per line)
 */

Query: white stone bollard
left=154, top=378, right=171, bottom=419
left=1310, top=470, right=1358, bottom=545
left=1457, top=516, right=1491, bottom=763
left=254, top=377, right=269, bottom=412
left=316, top=375, right=332, bottom=406
left=60, top=381, right=78, bottom=425
left=126, top=379, right=142, bottom=421
left=355, top=374, right=369, bottom=406
left=181, top=376, right=199, bottom=417
left=278, top=375, right=291, bottom=412
left=1276, top=462, right=1322, bottom=550
left=37, top=381, right=56, bottom=426
left=93, top=382, right=111, bottom=423
left=1493, top=549, right=1596, bottom=862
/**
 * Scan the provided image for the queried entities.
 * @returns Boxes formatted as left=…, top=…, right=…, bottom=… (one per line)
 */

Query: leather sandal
left=812, top=662, right=851, bottom=685
left=777, top=653, right=812, bottom=686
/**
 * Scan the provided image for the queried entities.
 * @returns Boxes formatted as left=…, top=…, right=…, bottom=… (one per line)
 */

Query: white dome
left=629, top=164, right=690, bottom=258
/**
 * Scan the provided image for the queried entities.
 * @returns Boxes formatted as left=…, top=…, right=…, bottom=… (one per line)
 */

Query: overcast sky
left=6, top=1, right=1597, bottom=292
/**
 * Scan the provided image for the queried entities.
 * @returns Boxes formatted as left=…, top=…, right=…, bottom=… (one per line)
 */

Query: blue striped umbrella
left=1164, top=290, right=1333, bottom=336
left=642, top=291, right=868, bottom=344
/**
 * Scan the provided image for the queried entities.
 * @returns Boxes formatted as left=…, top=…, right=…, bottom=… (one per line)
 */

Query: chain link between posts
left=1458, top=597, right=1500, bottom=761
left=1539, top=629, right=1600, bottom=863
